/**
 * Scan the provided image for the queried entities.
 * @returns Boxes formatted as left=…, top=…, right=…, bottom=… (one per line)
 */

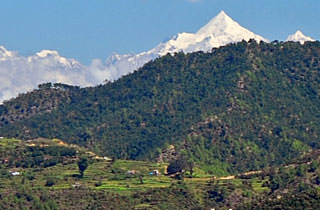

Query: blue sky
left=0, top=0, right=319, bottom=64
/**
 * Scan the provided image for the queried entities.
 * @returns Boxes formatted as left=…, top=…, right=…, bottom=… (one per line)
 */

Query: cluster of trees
left=239, top=188, right=320, bottom=210
left=4, top=145, right=77, bottom=169
left=236, top=156, right=320, bottom=209
left=1, top=41, right=320, bottom=176
left=0, top=83, right=79, bottom=128
left=0, top=182, right=58, bottom=210
left=167, top=157, right=194, bottom=176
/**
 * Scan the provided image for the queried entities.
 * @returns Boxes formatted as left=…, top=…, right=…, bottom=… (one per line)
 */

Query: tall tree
left=78, top=157, right=88, bottom=178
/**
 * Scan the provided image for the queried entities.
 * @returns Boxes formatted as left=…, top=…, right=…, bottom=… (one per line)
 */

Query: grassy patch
left=0, top=137, right=21, bottom=148
left=252, top=178, right=269, bottom=193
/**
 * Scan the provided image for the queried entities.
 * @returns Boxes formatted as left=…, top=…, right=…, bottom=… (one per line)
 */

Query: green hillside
left=0, top=137, right=319, bottom=209
left=1, top=40, right=320, bottom=175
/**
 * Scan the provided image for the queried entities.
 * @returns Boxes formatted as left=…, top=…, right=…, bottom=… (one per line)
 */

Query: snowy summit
left=286, top=30, right=315, bottom=44
left=150, top=10, right=267, bottom=55
left=106, top=10, right=268, bottom=81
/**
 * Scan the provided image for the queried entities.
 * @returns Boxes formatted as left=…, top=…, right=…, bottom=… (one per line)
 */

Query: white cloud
left=0, top=42, right=151, bottom=104
left=0, top=46, right=150, bottom=104
left=0, top=47, right=96, bottom=103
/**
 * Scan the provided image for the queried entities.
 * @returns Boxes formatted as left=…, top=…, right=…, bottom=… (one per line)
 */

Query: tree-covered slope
left=0, top=83, right=81, bottom=126
left=1, top=40, right=320, bottom=174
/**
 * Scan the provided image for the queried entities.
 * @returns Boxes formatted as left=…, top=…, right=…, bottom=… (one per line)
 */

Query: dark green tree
left=167, top=158, right=188, bottom=175
left=77, top=157, right=88, bottom=178
left=138, top=174, right=144, bottom=184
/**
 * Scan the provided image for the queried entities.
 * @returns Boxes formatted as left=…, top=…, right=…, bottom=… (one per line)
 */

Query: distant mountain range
left=0, top=11, right=316, bottom=103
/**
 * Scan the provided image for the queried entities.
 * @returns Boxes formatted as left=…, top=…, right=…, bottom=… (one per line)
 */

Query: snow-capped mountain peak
left=192, top=10, right=267, bottom=50
left=196, top=10, right=238, bottom=35
left=286, top=30, right=315, bottom=44
left=154, top=10, right=268, bottom=55
left=103, top=10, right=269, bottom=81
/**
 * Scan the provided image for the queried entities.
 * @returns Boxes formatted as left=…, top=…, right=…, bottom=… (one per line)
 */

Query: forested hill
left=1, top=40, right=320, bottom=175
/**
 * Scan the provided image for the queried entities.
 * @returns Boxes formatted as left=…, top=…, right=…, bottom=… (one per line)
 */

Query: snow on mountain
left=286, top=30, right=315, bottom=44
left=105, top=10, right=268, bottom=80
left=0, top=11, right=270, bottom=103
left=3, top=10, right=299, bottom=104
